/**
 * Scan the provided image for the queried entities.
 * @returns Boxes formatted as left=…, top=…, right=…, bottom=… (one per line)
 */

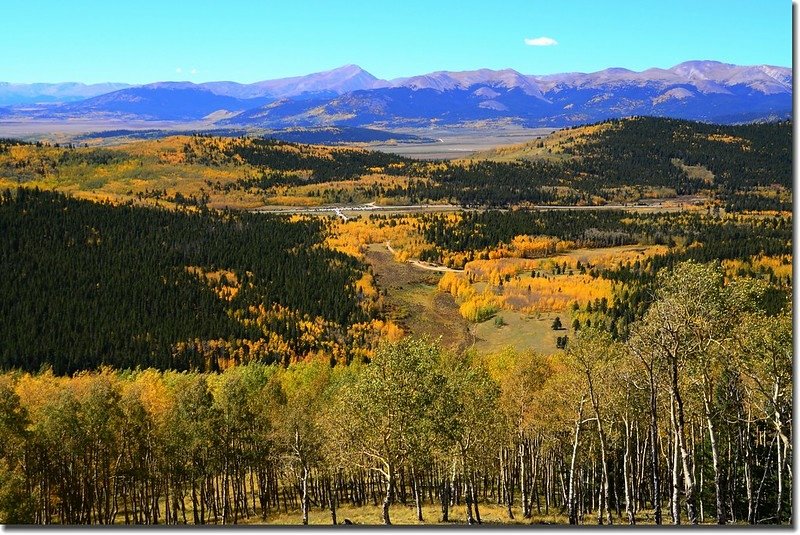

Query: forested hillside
left=0, top=189, right=388, bottom=373
left=469, top=118, right=791, bottom=210
left=187, top=118, right=792, bottom=208
left=418, top=209, right=792, bottom=267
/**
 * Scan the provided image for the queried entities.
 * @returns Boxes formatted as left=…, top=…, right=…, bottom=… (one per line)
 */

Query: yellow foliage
left=439, top=271, right=476, bottom=301
left=439, top=272, right=501, bottom=322
left=15, top=369, right=67, bottom=423
left=125, top=369, right=174, bottom=422
left=441, top=257, right=614, bottom=315
left=508, top=235, right=571, bottom=258
left=356, top=272, right=378, bottom=299
left=705, top=133, right=750, bottom=147
left=458, top=292, right=501, bottom=323
left=503, top=273, right=614, bottom=313
left=381, top=321, right=405, bottom=342
left=465, top=258, right=539, bottom=285
left=437, top=235, right=573, bottom=268
left=324, top=216, right=426, bottom=260
left=723, top=254, right=792, bottom=281
left=0, top=136, right=277, bottom=209
left=186, top=266, right=241, bottom=301
left=752, top=254, right=792, bottom=278
left=345, top=319, right=405, bottom=362
left=536, top=245, right=670, bottom=273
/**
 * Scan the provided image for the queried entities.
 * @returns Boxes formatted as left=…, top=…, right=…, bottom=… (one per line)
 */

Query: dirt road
left=385, top=241, right=463, bottom=273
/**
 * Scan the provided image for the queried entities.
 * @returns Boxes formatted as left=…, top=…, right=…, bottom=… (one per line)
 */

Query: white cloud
left=175, top=67, right=183, bottom=73
left=190, top=68, right=198, bottom=75
left=524, top=36, right=558, bottom=47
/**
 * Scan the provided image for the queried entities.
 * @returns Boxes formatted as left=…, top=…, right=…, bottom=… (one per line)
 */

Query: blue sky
left=0, top=0, right=791, bottom=84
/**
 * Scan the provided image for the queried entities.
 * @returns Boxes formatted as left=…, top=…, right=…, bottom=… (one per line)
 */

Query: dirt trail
left=384, top=241, right=463, bottom=273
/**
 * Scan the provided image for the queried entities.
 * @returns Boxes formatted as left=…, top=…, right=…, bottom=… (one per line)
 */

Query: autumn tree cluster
left=0, top=262, right=790, bottom=525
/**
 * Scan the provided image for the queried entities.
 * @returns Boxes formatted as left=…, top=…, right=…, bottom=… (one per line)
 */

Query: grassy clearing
left=364, top=241, right=671, bottom=356
left=106, top=485, right=694, bottom=526
left=224, top=501, right=703, bottom=526
left=472, top=309, right=570, bottom=355
left=464, top=122, right=613, bottom=163
left=368, top=125, right=556, bottom=160
left=672, top=158, right=715, bottom=185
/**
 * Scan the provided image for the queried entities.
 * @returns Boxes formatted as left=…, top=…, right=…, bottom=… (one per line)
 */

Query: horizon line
left=1, top=58, right=792, bottom=86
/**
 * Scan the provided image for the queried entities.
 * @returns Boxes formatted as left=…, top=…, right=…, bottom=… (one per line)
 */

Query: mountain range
left=0, top=61, right=791, bottom=128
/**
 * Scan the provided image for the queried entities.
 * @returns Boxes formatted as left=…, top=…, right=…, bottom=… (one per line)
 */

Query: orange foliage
left=465, top=258, right=540, bottom=285
left=493, top=235, right=573, bottom=259
left=439, top=272, right=500, bottom=322
left=439, top=271, right=476, bottom=300
left=437, top=234, right=573, bottom=268
left=540, top=245, right=670, bottom=272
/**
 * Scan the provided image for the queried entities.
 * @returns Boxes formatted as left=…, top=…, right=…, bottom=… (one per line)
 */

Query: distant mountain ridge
left=0, top=82, right=132, bottom=105
left=0, top=65, right=384, bottom=106
left=0, top=61, right=791, bottom=127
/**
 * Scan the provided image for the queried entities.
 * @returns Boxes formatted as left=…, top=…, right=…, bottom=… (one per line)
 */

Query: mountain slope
left=0, top=118, right=790, bottom=212
left=392, top=68, right=546, bottom=98
left=55, top=85, right=272, bottom=121
left=201, top=64, right=386, bottom=99
left=464, top=116, right=791, bottom=210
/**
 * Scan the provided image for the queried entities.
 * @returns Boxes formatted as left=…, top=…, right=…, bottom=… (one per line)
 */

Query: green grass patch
left=472, top=310, right=572, bottom=355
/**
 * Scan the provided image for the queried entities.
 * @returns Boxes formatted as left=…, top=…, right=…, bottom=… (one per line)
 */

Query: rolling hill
left=0, top=117, right=790, bottom=211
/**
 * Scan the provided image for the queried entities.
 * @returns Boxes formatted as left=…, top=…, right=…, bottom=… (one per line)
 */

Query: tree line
left=182, top=135, right=411, bottom=183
